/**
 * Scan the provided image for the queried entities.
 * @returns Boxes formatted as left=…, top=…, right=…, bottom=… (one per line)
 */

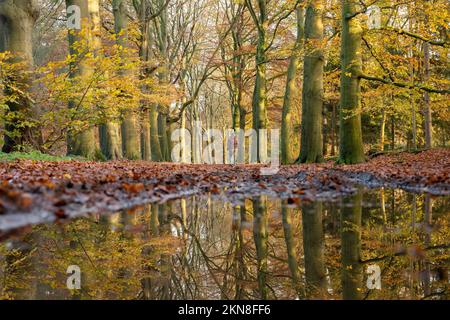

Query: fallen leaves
left=0, top=149, right=448, bottom=231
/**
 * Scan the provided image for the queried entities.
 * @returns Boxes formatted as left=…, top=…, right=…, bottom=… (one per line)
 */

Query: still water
left=0, top=188, right=448, bottom=300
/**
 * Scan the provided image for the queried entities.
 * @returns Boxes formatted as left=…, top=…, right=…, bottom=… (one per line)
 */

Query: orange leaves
left=122, top=183, right=145, bottom=194
left=0, top=149, right=448, bottom=222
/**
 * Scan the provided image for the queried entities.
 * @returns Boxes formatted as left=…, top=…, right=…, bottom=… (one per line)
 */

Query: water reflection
left=0, top=189, right=448, bottom=300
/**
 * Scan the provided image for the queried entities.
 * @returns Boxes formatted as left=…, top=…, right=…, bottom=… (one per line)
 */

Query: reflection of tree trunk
left=302, top=202, right=327, bottom=298
left=380, top=188, right=386, bottom=224
left=341, top=192, right=363, bottom=300
left=252, top=197, right=268, bottom=299
left=281, top=204, right=301, bottom=296
left=233, top=205, right=245, bottom=299
left=423, top=194, right=432, bottom=296
left=150, top=204, right=160, bottom=236
left=299, top=0, right=324, bottom=163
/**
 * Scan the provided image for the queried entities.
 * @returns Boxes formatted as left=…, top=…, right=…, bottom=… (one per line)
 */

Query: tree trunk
left=99, top=0, right=122, bottom=160
left=141, top=110, right=151, bottom=160
left=331, top=103, right=337, bottom=156
left=339, top=0, right=365, bottom=164
left=380, top=109, right=386, bottom=152
left=391, top=115, right=395, bottom=150
left=150, top=105, right=163, bottom=161
left=423, top=40, right=432, bottom=149
left=113, top=0, right=140, bottom=160
left=101, top=122, right=122, bottom=160
left=65, top=0, right=99, bottom=159
left=0, top=0, right=39, bottom=152
left=299, top=0, right=324, bottom=163
left=281, top=8, right=304, bottom=164
left=250, top=0, right=268, bottom=163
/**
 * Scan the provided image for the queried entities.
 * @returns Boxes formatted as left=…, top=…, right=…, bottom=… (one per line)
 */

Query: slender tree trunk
left=281, top=7, right=304, bottom=164
left=339, top=0, right=365, bottom=164
left=331, top=103, right=337, bottom=156
left=0, top=0, right=38, bottom=152
left=141, top=110, right=151, bottom=160
left=150, top=105, right=163, bottom=161
left=391, top=115, right=395, bottom=150
left=65, top=0, right=99, bottom=159
left=423, top=39, right=433, bottom=149
left=158, top=113, right=169, bottom=161
left=300, top=0, right=324, bottom=163
left=380, top=109, right=386, bottom=152
left=113, top=0, right=140, bottom=160
left=250, top=0, right=268, bottom=163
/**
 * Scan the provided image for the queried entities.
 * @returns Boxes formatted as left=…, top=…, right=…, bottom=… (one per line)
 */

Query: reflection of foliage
left=0, top=192, right=448, bottom=300
left=0, top=209, right=179, bottom=300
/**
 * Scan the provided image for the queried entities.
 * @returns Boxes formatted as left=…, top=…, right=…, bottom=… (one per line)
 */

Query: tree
left=299, top=0, right=324, bottom=163
left=281, top=6, right=304, bottom=165
left=65, top=0, right=99, bottom=158
left=113, top=0, right=141, bottom=160
left=338, top=0, right=365, bottom=164
left=0, top=0, right=39, bottom=152
left=246, top=0, right=268, bottom=163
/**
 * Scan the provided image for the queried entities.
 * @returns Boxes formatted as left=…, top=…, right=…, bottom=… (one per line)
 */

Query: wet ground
left=0, top=187, right=448, bottom=300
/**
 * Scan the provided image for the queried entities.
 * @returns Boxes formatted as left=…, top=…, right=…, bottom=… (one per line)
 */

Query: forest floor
left=0, top=148, right=448, bottom=234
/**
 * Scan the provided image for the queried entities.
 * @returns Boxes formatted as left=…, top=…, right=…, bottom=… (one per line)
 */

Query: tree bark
left=248, top=0, right=268, bottom=163
left=65, top=0, right=99, bottom=159
left=113, top=0, right=141, bottom=160
left=339, top=0, right=365, bottom=164
left=281, top=8, right=304, bottom=165
left=299, top=0, right=324, bottom=163
left=423, top=38, right=433, bottom=149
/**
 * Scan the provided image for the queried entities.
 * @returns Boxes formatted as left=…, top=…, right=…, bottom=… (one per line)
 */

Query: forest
left=0, top=0, right=449, bottom=302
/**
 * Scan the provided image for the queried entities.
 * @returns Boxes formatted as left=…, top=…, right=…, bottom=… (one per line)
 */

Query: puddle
left=0, top=188, right=448, bottom=300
